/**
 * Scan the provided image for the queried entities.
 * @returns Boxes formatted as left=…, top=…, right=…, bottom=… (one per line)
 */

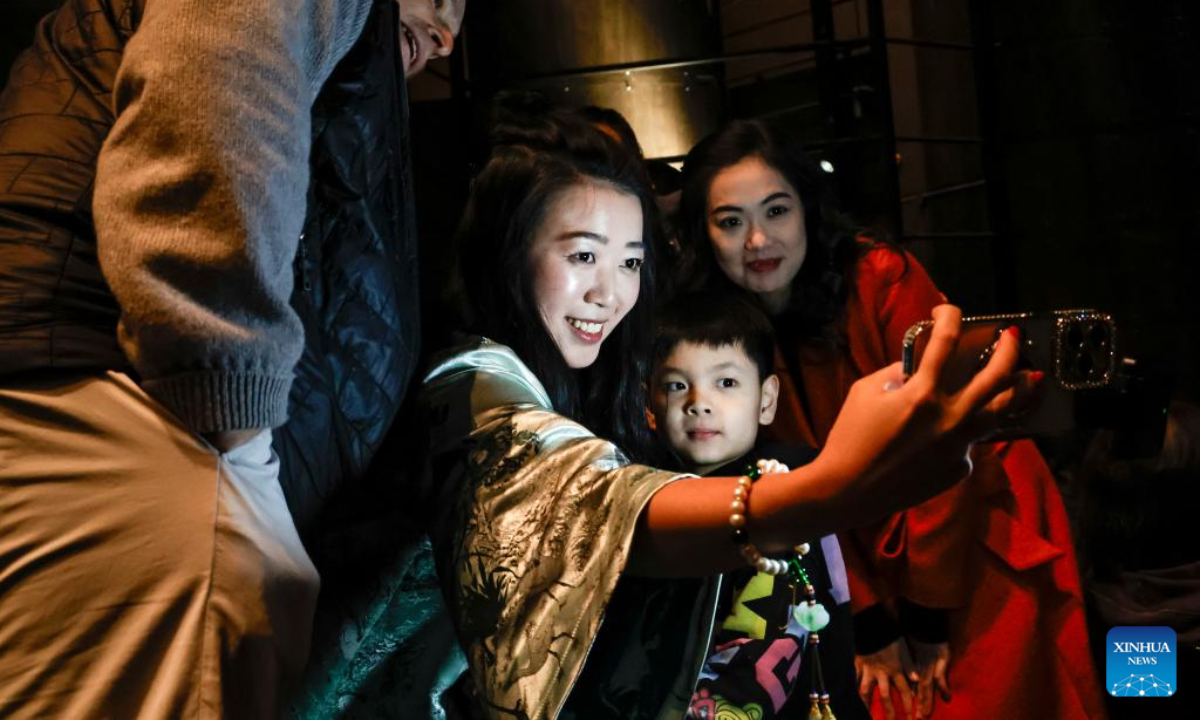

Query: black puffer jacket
left=0, top=0, right=419, bottom=536
left=274, top=0, right=421, bottom=535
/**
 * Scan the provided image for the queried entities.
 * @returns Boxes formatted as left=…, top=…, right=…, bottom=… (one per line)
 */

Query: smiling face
left=528, top=181, right=646, bottom=369
left=706, top=155, right=807, bottom=314
left=397, top=0, right=466, bottom=78
left=652, top=341, right=779, bottom=475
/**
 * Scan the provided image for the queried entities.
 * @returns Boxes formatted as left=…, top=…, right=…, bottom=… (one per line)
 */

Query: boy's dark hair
left=654, top=291, right=776, bottom=382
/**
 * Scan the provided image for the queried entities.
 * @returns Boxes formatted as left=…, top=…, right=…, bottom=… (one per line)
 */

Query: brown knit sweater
left=92, top=0, right=373, bottom=432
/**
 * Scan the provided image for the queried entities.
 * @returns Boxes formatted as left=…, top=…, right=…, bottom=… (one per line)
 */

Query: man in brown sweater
left=0, top=0, right=462, bottom=716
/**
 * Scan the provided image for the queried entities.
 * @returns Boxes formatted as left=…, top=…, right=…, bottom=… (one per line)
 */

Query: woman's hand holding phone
left=807, top=305, right=1037, bottom=527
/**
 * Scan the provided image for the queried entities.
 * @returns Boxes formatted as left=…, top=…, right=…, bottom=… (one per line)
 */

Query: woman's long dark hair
left=679, top=119, right=860, bottom=340
left=450, top=103, right=660, bottom=461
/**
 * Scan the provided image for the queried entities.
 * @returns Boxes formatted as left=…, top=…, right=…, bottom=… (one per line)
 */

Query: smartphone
left=901, top=310, right=1117, bottom=438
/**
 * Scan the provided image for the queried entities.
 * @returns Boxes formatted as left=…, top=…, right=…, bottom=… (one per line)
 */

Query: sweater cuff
left=853, top=603, right=902, bottom=655
left=143, top=371, right=292, bottom=434
left=898, top=599, right=950, bottom=644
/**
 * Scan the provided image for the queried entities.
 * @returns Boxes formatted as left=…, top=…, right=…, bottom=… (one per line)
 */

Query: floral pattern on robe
left=421, top=338, right=702, bottom=719
left=293, top=337, right=716, bottom=719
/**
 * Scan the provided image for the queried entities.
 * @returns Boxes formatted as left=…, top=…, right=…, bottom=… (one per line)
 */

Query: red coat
left=765, top=244, right=1106, bottom=719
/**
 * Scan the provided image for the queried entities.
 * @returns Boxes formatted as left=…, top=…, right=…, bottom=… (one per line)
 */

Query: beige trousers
left=0, top=371, right=319, bottom=718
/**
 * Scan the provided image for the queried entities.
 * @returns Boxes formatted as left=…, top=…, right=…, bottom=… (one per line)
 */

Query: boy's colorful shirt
left=686, top=442, right=865, bottom=720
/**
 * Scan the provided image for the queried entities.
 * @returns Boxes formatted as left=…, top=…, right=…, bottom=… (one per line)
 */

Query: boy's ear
left=759, top=373, right=780, bottom=425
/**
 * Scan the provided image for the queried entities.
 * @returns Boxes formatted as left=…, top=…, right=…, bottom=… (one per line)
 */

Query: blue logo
left=1106, top=626, right=1176, bottom=697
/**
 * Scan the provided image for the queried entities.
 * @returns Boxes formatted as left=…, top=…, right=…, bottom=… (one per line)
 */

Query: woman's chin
left=728, top=268, right=780, bottom=295
left=567, top=356, right=599, bottom=370
left=562, top=345, right=601, bottom=369
left=743, top=277, right=787, bottom=297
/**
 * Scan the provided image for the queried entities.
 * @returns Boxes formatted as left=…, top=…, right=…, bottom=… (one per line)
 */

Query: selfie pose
left=396, top=108, right=1033, bottom=719
left=680, top=119, right=1106, bottom=719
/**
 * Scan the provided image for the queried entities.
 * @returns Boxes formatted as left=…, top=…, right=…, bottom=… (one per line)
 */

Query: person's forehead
left=667, top=341, right=754, bottom=371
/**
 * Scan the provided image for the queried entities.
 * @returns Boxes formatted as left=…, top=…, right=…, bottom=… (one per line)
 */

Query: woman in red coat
left=678, top=119, right=1106, bottom=720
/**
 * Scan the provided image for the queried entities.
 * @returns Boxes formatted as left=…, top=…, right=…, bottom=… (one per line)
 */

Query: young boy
left=651, top=292, right=866, bottom=720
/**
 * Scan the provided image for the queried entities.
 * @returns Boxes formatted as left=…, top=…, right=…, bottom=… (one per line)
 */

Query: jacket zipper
left=297, top=230, right=312, bottom=293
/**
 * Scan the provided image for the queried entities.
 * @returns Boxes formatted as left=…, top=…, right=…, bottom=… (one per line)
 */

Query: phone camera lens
left=1067, top=325, right=1084, bottom=348
left=1089, top=323, right=1108, bottom=347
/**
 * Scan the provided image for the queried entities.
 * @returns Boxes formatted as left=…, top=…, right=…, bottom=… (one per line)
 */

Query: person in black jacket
left=0, top=0, right=462, bottom=716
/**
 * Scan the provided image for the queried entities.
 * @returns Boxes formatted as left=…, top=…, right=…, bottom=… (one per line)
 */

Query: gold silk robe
left=420, top=337, right=714, bottom=720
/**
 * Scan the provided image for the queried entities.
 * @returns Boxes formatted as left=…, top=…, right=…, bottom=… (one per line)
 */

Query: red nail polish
left=1005, top=326, right=1020, bottom=340
left=1031, top=370, right=1045, bottom=383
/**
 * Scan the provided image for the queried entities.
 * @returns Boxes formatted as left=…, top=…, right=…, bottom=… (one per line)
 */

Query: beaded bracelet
left=728, top=471, right=837, bottom=715
left=730, top=463, right=792, bottom=575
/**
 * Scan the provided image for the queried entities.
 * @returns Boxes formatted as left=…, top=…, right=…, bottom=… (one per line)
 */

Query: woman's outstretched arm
left=630, top=305, right=1032, bottom=577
